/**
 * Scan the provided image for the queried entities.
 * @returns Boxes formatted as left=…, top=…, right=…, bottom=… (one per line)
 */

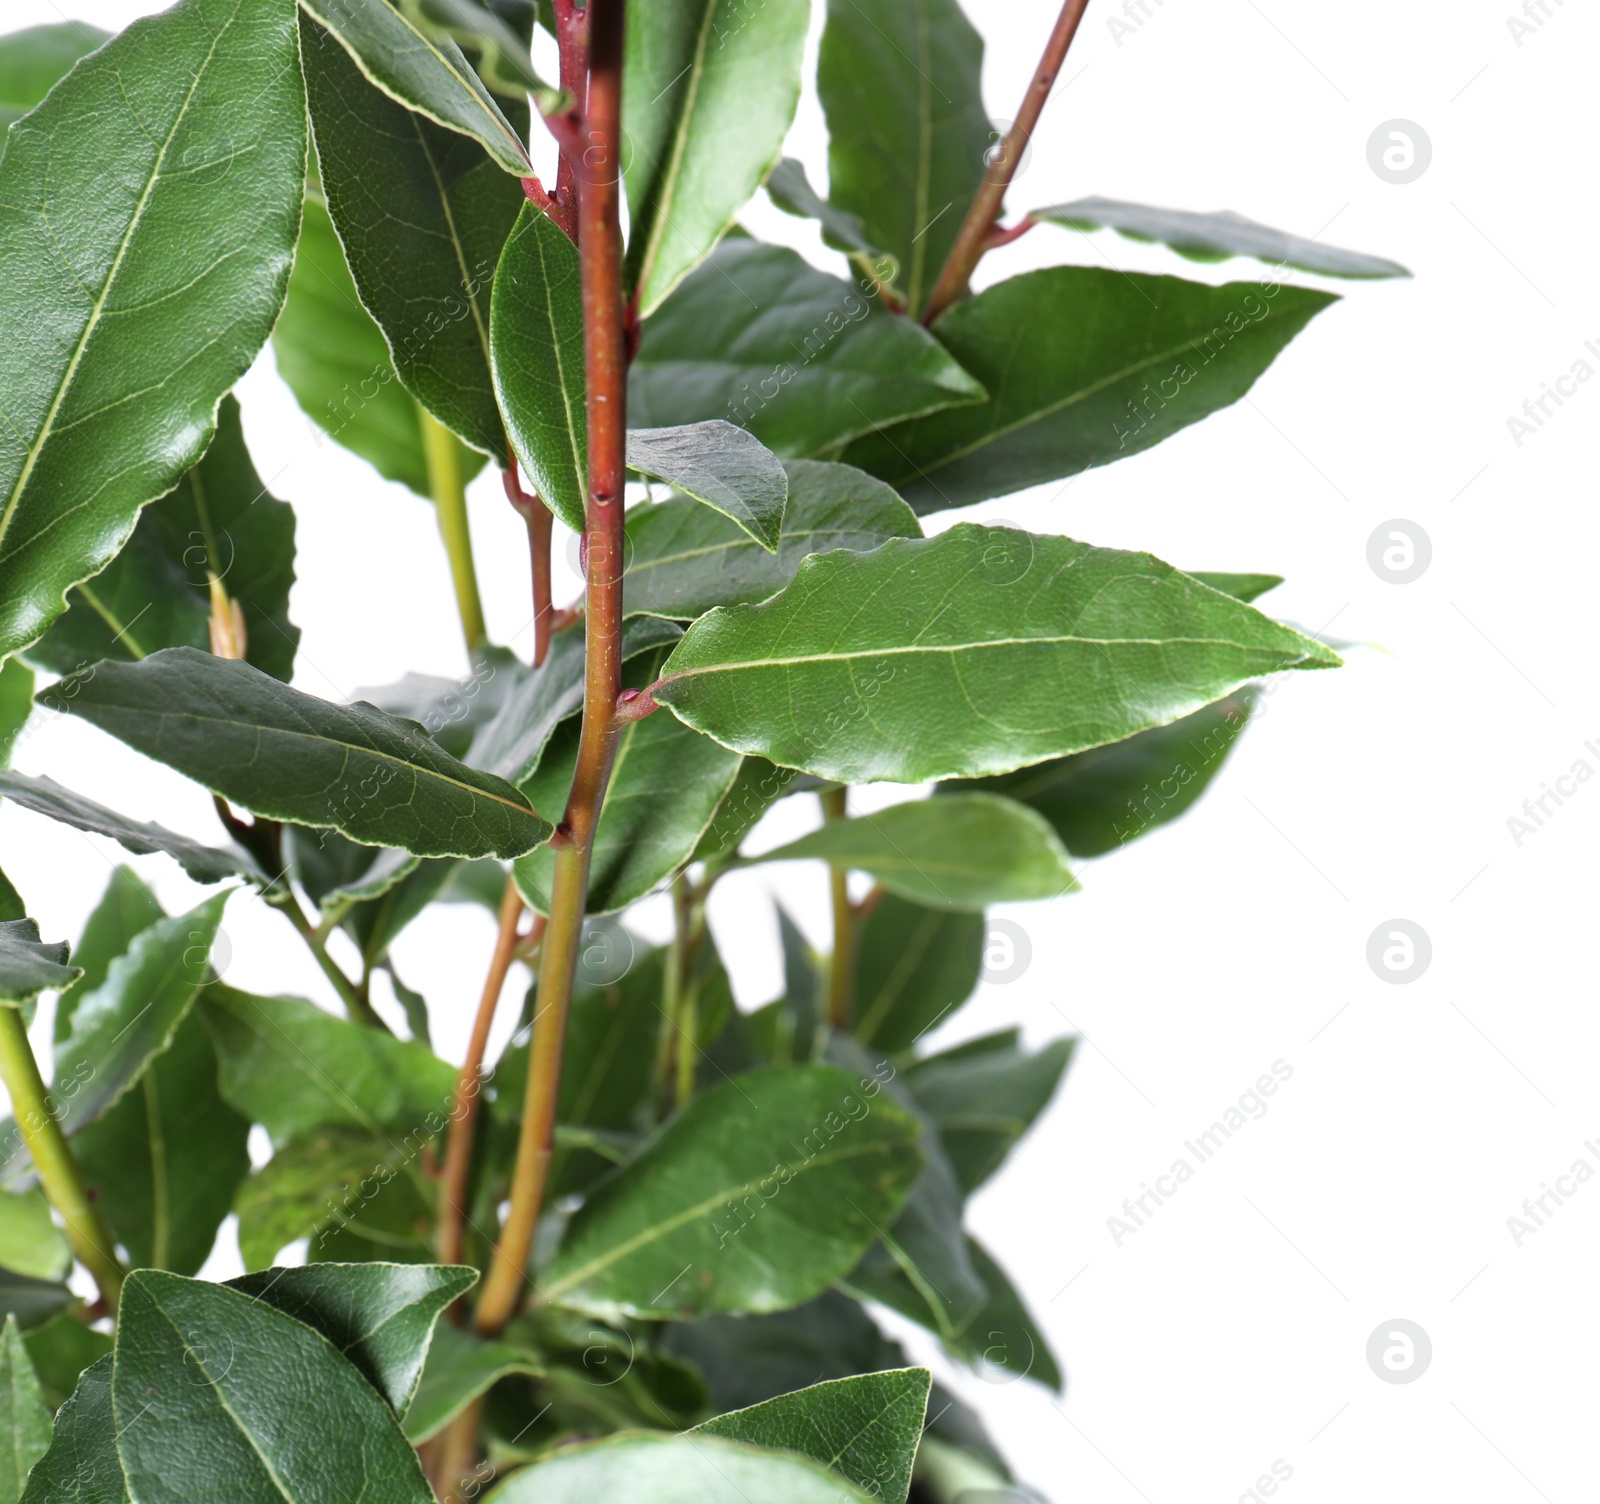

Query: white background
left=4, top=1, right=1597, bottom=1501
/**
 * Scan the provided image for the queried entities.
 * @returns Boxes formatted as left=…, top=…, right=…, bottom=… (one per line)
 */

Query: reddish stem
left=503, top=464, right=556, bottom=666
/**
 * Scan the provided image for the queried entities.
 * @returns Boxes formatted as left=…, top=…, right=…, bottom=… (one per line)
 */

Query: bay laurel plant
left=0, top=0, right=1403, bottom=1499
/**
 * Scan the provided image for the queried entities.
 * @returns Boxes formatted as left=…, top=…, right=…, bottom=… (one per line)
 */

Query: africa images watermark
left=1505, top=336, right=1600, bottom=448
left=1504, top=736, right=1600, bottom=847
left=1504, top=1137, right=1600, bottom=1246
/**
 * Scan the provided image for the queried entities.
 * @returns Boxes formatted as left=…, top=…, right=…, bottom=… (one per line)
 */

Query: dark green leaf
left=300, top=0, right=535, bottom=174
left=628, top=241, right=984, bottom=457
left=227, top=1262, right=475, bottom=1415
left=303, top=12, right=520, bottom=456
left=697, top=1370, right=929, bottom=1504
left=906, top=1031, right=1075, bottom=1195
left=343, top=858, right=465, bottom=968
left=203, top=985, right=456, bottom=1146
left=691, top=758, right=798, bottom=864
left=410, top=0, right=560, bottom=107
left=1189, top=571, right=1282, bottom=603
left=627, top=422, right=787, bottom=552
left=17, top=1355, right=123, bottom=1504
left=622, top=0, right=809, bottom=316
left=655, top=526, right=1338, bottom=784
left=490, top=204, right=587, bottom=532
left=765, top=157, right=899, bottom=291
left=1037, top=197, right=1411, bottom=279
left=0, top=23, right=109, bottom=129
left=486, top=1432, right=873, bottom=1501
left=0, top=1276, right=71, bottom=1336
left=745, top=906, right=822, bottom=1068
left=818, top=0, right=989, bottom=317
left=0, top=922, right=76, bottom=1006
left=759, top=794, right=1076, bottom=911
left=0, top=1315, right=49, bottom=1503
left=0, top=661, right=31, bottom=769
left=42, top=649, right=552, bottom=860
left=0, top=883, right=17, bottom=929
left=625, top=460, right=920, bottom=623
left=74, top=1015, right=250, bottom=1275
left=272, top=195, right=436, bottom=495
left=112, top=1271, right=433, bottom=1504
left=0, top=773, right=256, bottom=889
left=854, top=896, right=982, bottom=1055
left=0, top=1195, right=68, bottom=1284
left=952, top=1237, right=1061, bottom=1391
left=21, top=1316, right=111, bottom=1412
left=0, top=0, right=305, bottom=661
left=843, top=269, right=1338, bottom=511
left=945, top=687, right=1259, bottom=858
left=27, top=397, right=300, bottom=682
left=542, top=1066, right=922, bottom=1319
left=357, top=646, right=527, bottom=760
left=403, top=1323, right=542, bottom=1442
left=284, top=828, right=420, bottom=912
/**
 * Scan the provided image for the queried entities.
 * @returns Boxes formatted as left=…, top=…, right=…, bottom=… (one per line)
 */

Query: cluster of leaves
left=0, top=0, right=1398, bottom=1498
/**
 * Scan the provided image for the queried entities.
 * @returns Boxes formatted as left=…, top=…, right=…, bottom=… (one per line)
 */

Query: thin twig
left=503, top=463, right=556, bottom=665
left=271, top=893, right=393, bottom=1034
left=418, top=403, right=488, bottom=657
left=820, top=786, right=855, bottom=1030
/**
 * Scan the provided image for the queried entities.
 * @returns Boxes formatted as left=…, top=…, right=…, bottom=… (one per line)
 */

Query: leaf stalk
left=419, top=403, right=488, bottom=657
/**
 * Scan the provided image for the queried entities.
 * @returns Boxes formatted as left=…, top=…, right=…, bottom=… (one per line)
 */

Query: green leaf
left=818, top=0, right=989, bottom=318
left=765, top=157, right=899, bottom=292
left=541, top=1066, right=922, bottom=1319
left=0, top=923, right=76, bottom=1006
left=42, top=649, right=552, bottom=860
left=0, top=1280, right=70, bottom=1339
left=490, top=203, right=587, bottom=532
left=21, top=1315, right=111, bottom=1412
left=627, top=423, right=788, bottom=553
left=0, top=1316, right=49, bottom=1504
left=906, top=1031, right=1074, bottom=1195
left=486, top=1432, right=873, bottom=1502
left=27, top=397, right=300, bottom=682
left=285, top=829, right=420, bottom=913
left=842, top=269, right=1338, bottom=511
left=0, top=1196, right=69, bottom=1284
left=467, top=617, right=682, bottom=785
left=625, top=460, right=920, bottom=623
left=759, top=794, right=1077, bottom=911
left=303, top=12, right=521, bottom=457
left=1189, top=571, right=1282, bottom=603
left=272, top=195, right=435, bottom=495
left=403, top=1323, right=543, bottom=1443
left=622, top=0, right=809, bottom=317
left=655, top=525, right=1339, bottom=784
left=0, top=883, right=17, bottom=930
left=0, top=661, right=31, bottom=769
left=202, top=985, right=456, bottom=1146
left=695, top=1368, right=930, bottom=1504
left=952, top=1237, right=1061, bottom=1391
left=357, top=646, right=527, bottom=759
left=0, top=0, right=305, bottom=662
left=513, top=651, right=742, bottom=915
left=853, top=896, right=982, bottom=1055
left=226, top=1262, right=475, bottom=1415
left=300, top=0, right=534, bottom=175
left=944, top=688, right=1259, bottom=858
left=628, top=241, right=984, bottom=457
left=691, top=758, right=798, bottom=864
left=17, top=1356, right=122, bottom=1504
left=0, top=23, right=109, bottom=130
left=74, top=1014, right=250, bottom=1274
left=409, top=0, right=561, bottom=108
left=111, top=1271, right=434, bottom=1504
left=1037, top=197, right=1411, bottom=280
left=0, top=773, right=257, bottom=889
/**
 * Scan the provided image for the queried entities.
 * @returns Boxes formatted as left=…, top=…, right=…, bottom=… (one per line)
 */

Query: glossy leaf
left=759, top=794, right=1077, bottom=911
left=843, top=269, right=1338, bottom=511
left=944, top=688, right=1259, bottom=858
left=227, top=1262, right=475, bottom=1415
left=691, top=757, right=799, bottom=864
left=303, top=12, right=520, bottom=456
left=629, top=241, right=984, bottom=458
left=765, top=157, right=899, bottom=290
left=42, top=649, right=552, bottom=861
left=818, top=0, right=989, bottom=317
left=285, top=830, right=420, bottom=912
left=0, top=0, right=305, bottom=661
left=695, top=1368, right=930, bottom=1504
left=410, top=0, right=559, bottom=107
left=356, top=647, right=527, bottom=759
left=0, top=773, right=257, bottom=889
left=1189, top=571, right=1282, bottom=603
left=0, top=922, right=76, bottom=1006
left=854, top=896, right=982, bottom=1055
left=622, top=0, right=809, bottom=316
left=20, top=1315, right=111, bottom=1412
left=27, top=397, right=299, bottom=682
left=301, top=0, right=534, bottom=175
left=1037, top=196, right=1411, bottom=279
left=16, top=1356, right=120, bottom=1504
left=655, top=526, right=1339, bottom=784
left=488, top=1432, right=873, bottom=1502
left=624, top=460, right=920, bottom=622
left=111, top=1271, right=434, bottom=1504
left=490, top=203, right=587, bottom=531
left=0, top=662, right=30, bottom=768
left=0, top=1195, right=69, bottom=1284
left=403, top=1323, right=543, bottom=1442
left=273, top=195, right=434, bottom=495
left=541, top=1066, right=922, bottom=1319
left=0, top=23, right=109, bottom=129
left=56, top=869, right=166, bottom=1038
left=0, top=1316, right=49, bottom=1504
left=907, top=1031, right=1075, bottom=1195
left=202, top=985, right=456, bottom=1146
left=627, top=422, right=788, bottom=552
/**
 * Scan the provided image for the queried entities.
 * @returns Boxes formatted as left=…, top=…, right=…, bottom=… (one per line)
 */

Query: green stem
left=419, top=403, right=488, bottom=657
left=0, top=1007, right=124, bottom=1309
left=272, top=894, right=392, bottom=1034
left=821, top=786, right=855, bottom=1031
